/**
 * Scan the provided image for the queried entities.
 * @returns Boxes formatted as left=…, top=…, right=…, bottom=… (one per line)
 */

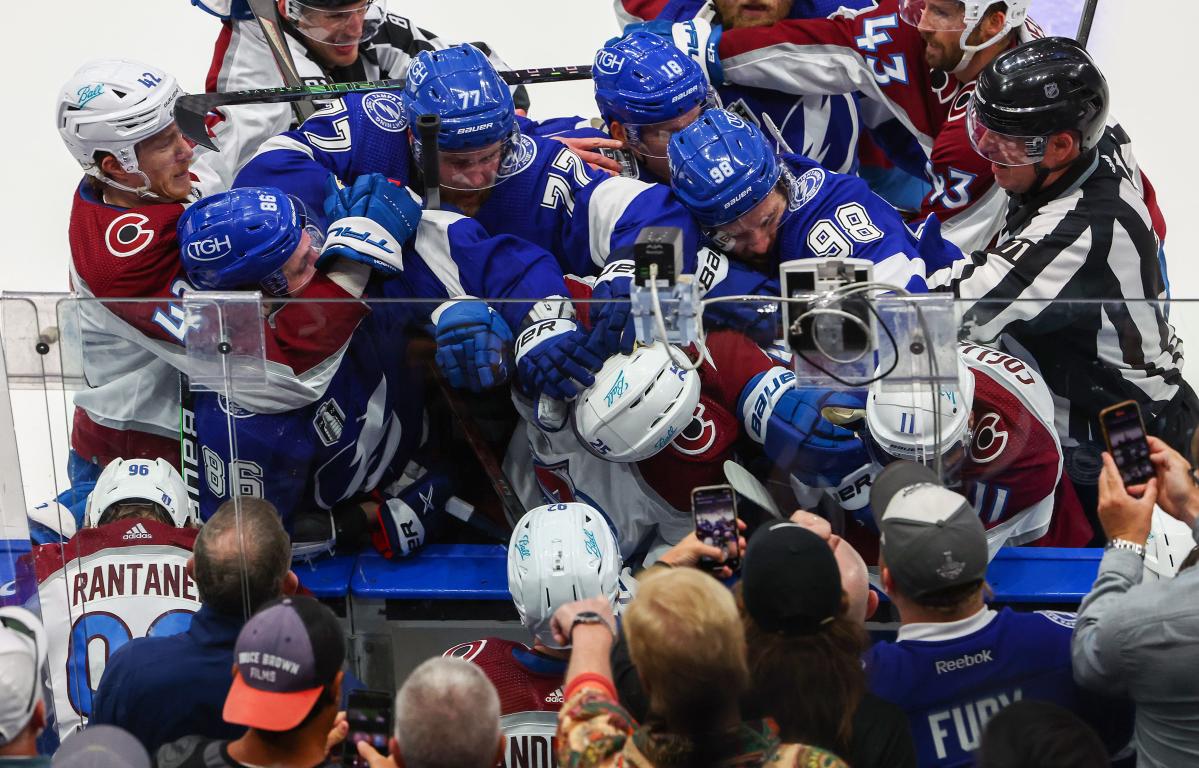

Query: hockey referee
left=931, top=37, right=1198, bottom=471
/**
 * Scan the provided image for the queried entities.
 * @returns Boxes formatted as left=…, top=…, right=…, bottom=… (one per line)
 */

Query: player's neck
left=957, top=33, right=1014, bottom=83
left=101, top=184, right=143, bottom=210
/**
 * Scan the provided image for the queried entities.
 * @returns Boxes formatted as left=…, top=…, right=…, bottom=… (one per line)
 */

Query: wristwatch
left=1106, top=538, right=1146, bottom=559
left=569, top=611, right=615, bottom=640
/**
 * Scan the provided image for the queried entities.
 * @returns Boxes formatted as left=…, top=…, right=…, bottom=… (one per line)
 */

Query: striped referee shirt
left=930, top=125, right=1184, bottom=443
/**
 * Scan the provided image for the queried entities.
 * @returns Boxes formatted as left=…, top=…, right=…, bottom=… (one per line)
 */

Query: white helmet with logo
left=56, top=59, right=183, bottom=196
left=573, top=343, right=701, bottom=462
left=899, top=0, right=1031, bottom=75
left=507, top=502, right=622, bottom=649
left=864, top=356, right=976, bottom=467
left=85, top=457, right=193, bottom=529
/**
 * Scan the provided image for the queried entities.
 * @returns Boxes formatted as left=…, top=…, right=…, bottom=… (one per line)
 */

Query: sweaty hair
left=737, top=586, right=866, bottom=756
left=624, top=568, right=749, bottom=741
left=395, top=658, right=501, bottom=768
left=978, top=700, right=1108, bottom=768
left=98, top=501, right=173, bottom=528
left=193, top=498, right=291, bottom=616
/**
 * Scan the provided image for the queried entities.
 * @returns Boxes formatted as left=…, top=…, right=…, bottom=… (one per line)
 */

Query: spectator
left=356, top=658, right=505, bottom=768
left=52, top=727, right=149, bottom=768
left=788, top=510, right=879, bottom=624
left=92, top=498, right=297, bottom=752
left=865, top=461, right=1130, bottom=767
left=156, top=595, right=345, bottom=768
left=977, top=701, right=1109, bottom=768
left=443, top=503, right=622, bottom=759
left=552, top=568, right=847, bottom=768
left=739, top=521, right=916, bottom=768
left=0, top=608, right=49, bottom=768
left=1072, top=436, right=1199, bottom=767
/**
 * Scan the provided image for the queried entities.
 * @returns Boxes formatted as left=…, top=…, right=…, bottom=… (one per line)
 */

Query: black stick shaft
left=416, top=114, right=441, bottom=210
left=1076, top=0, right=1100, bottom=47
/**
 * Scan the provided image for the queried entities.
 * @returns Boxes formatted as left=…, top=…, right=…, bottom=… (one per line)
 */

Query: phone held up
left=343, top=689, right=394, bottom=768
left=692, top=484, right=741, bottom=572
left=1098, top=399, right=1156, bottom=487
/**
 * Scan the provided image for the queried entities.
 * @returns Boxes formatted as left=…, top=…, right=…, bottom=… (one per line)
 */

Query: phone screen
left=692, top=485, right=740, bottom=570
left=343, top=691, right=393, bottom=768
left=1101, top=402, right=1156, bottom=486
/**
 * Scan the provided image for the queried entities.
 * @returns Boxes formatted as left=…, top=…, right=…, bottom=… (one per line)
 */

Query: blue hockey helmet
left=178, top=187, right=323, bottom=296
left=594, top=31, right=713, bottom=148
left=403, top=44, right=529, bottom=190
left=668, top=108, right=782, bottom=229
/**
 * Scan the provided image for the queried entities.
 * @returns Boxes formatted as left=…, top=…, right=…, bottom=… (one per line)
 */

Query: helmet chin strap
left=951, top=24, right=1011, bottom=76
left=97, top=169, right=183, bottom=205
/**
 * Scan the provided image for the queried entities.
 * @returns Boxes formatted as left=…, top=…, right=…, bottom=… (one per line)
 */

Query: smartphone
left=692, top=484, right=741, bottom=571
left=342, top=690, right=394, bottom=768
left=1099, top=400, right=1156, bottom=486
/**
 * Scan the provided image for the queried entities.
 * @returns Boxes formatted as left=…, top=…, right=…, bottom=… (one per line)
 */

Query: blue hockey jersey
left=865, top=607, right=1132, bottom=767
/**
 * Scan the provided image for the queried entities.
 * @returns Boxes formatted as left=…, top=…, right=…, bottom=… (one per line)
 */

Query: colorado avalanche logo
left=104, top=212, right=155, bottom=258
left=498, top=132, right=538, bottom=180
left=362, top=92, right=407, bottom=132
left=672, top=402, right=717, bottom=457
left=533, top=459, right=578, bottom=504
left=788, top=166, right=826, bottom=212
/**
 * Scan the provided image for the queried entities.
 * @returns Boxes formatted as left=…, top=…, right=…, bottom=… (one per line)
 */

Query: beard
left=715, top=0, right=790, bottom=29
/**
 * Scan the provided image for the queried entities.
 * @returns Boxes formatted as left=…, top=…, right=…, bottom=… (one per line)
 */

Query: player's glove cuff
left=738, top=366, right=798, bottom=444
left=321, top=216, right=406, bottom=275
left=669, top=19, right=724, bottom=85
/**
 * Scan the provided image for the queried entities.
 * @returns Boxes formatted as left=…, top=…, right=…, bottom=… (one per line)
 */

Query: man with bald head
left=93, top=498, right=297, bottom=752
left=789, top=510, right=879, bottom=625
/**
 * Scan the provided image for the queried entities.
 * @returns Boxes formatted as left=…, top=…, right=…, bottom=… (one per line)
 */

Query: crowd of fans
left=5, top=0, right=1199, bottom=766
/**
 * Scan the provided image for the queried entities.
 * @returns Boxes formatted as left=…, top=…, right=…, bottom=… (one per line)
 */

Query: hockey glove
left=432, top=299, right=514, bottom=392
left=587, top=259, right=638, bottom=357
left=623, top=19, right=724, bottom=85
left=372, top=468, right=452, bottom=559
left=319, top=173, right=422, bottom=276
left=738, top=368, right=870, bottom=487
left=514, top=318, right=604, bottom=401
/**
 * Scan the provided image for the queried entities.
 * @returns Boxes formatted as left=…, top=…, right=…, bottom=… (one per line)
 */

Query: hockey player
left=27, top=458, right=200, bottom=738
left=179, top=182, right=582, bottom=552
left=57, top=59, right=420, bottom=484
left=863, top=342, right=1092, bottom=552
left=443, top=503, right=622, bottom=767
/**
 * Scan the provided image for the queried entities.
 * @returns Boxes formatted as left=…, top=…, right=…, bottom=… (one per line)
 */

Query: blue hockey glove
left=587, top=259, right=637, bottom=357
left=739, top=368, right=870, bottom=486
left=320, top=173, right=422, bottom=275
left=514, top=319, right=604, bottom=401
left=623, top=19, right=724, bottom=84
left=914, top=214, right=967, bottom=278
left=372, top=468, right=452, bottom=560
left=432, top=299, right=514, bottom=392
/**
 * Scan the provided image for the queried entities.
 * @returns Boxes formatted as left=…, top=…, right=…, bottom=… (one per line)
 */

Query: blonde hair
left=624, top=568, right=748, bottom=727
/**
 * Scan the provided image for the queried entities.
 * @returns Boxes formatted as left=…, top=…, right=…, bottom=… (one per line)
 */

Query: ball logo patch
left=104, top=213, right=155, bottom=258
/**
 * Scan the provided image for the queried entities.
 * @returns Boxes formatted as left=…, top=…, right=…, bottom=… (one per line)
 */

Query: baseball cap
left=52, top=725, right=150, bottom=768
left=224, top=595, right=346, bottom=731
left=0, top=606, right=47, bottom=745
left=741, top=522, right=842, bottom=634
left=871, top=461, right=988, bottom=599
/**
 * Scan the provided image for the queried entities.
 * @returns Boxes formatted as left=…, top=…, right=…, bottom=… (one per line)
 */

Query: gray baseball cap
left=871, top=461, right=988, bottom=599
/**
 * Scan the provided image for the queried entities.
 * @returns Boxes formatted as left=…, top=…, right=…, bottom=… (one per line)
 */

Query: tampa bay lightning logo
left=498, top=132, right=538, bottom=179
left=217, top=395, right=255, bottom=419
left=362, top=92, right=407, bottom=133
left=787, top=166, right=825, bottom=212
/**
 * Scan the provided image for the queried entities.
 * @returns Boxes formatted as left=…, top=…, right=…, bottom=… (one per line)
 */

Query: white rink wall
left=0, top=0, right=1196, bottom=507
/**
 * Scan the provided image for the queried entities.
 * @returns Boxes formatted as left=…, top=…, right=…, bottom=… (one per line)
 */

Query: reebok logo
left=935, top=649, right=993, bottom=675
left=123, top=523, right=152, bottom=541
left=544, top=687, right=564, bottom=704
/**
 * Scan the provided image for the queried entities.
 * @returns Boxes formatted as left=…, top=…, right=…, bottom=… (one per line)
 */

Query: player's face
left=439, top=142, right=504, bottom=192
left=134, top=123, right=194, bottom=202
left=290, top=0, right=374, bottom=67
left=714, top=0, right=792, bottom=29
left=281, top=230, right=319, bottom=296
left=907, top=0, right=969, bottom=70
left=712, top=188, right=788, bottom=259
left=625, top=104, right=705, bottom=180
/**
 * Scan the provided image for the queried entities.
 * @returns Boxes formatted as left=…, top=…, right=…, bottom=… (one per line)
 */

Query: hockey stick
left=176, top=65, right=594, bottom=150
left=1075, top=0, right=1100, bottom=48
left=245, top=0, right=316, bottom=125
left=178, top=373, right=202, bottom=524
left=419, top=113, right=523, bottom=530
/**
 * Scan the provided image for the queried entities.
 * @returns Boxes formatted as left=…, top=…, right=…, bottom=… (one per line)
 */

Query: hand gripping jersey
left=67, top=180, right=368, bottom=468
left=715, top=0, right=1048, bottom=251
left=233, top=94, right=701, bottom=278
left=504, top=328, right=773, bottom=563
left=865, top=608, right=1129, bottom=767
left=26, top=518, right=199, bottom=739
left=734, top=154, right=958, bottom=292
left=443, top=638, right=567, bottom=768
left=956, top=343, right=1090, bottom=550
left=196, top=9, right=513, bottom=191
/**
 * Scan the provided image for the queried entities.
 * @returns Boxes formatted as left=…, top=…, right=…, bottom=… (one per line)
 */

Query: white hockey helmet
left=507, top=503, right=622, bottom=649
left=864, top=356, right=976, bottom=470
left=898, top=0, right=1031, bottom=75
left=84, top=457, right=193, bottom=529
left=573, top=344, right=701, bottom=462
left=56, top=59, right=183, bottom=193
